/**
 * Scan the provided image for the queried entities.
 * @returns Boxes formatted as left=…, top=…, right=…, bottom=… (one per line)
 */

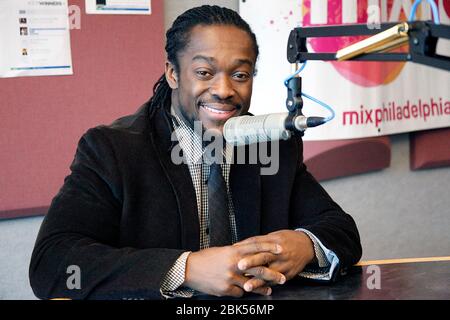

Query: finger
left=234, top=235, right=269, bottom=246
left=244, top=266, right=286, bottom=285
left=267, top=261, right=286, bottom=275
left=222, top=276, right=247, bottom=298
left=228, top=286, right=245, bottom=298
left=237, top=252, right=278, bottom=271
left=251, top=286, right=272, bottom=296
left=241, top=277, right=276, bottom=296
left=268, top=261, right=299, bottom=281
left=232, top=274, right=251, bottom=287
left=235, top=241, right=282, bottom=256
left=242, top=277, right=266, bottom=292
left=239, top=276, right=272, bottom=296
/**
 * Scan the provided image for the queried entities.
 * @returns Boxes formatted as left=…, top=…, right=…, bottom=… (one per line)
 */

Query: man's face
left=166, top=24, right=256, bottom=133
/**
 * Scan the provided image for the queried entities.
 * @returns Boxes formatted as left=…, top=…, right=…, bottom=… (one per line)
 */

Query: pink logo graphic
left=302, top=0, right=447, bottom=87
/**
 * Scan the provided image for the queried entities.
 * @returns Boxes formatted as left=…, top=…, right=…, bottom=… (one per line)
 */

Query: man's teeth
left=201, top=104, right=233, bottom=114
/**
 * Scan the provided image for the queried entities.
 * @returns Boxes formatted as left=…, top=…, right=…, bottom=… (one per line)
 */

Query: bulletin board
left=0, top=0, right=165, bottom=219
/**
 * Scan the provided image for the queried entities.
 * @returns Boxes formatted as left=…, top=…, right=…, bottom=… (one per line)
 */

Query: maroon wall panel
left=0, top=0, right=165, bottom=219
left=410, top=128, right=450, bottom=170
left=304, top=137, right=391, bottom=181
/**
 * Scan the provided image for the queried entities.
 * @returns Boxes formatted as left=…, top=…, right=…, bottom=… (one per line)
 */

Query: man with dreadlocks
left=30, top=5, right=362, bottom=299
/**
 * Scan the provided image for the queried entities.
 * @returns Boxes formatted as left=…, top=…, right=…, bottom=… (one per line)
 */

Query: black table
left=196, top=260, right=450, bottom=300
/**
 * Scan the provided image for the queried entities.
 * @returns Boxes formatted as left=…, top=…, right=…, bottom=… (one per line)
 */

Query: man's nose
left=210, top=74, right=234, bottom=100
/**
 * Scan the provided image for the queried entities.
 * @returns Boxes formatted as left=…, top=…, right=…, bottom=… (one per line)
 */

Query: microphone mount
left=285, top=64, right=305, bottom=136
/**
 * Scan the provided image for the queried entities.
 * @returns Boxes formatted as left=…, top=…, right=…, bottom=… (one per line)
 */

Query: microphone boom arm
left=286, top=21, right=450, bottom=71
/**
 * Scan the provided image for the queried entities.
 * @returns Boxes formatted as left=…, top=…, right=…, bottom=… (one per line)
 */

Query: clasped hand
left=183, top=230, right=315, bottom=297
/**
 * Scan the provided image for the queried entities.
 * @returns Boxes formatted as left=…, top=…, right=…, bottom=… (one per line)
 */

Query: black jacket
left=29, top=102, right=362, bottom=300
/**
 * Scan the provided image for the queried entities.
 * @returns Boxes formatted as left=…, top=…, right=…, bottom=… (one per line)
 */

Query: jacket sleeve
left=29, top=128, right=184, bottom=300
left=289, top=138, right=362, bottom=272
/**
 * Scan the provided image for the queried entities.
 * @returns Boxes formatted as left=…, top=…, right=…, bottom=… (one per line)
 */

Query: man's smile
left=199, top=102, right=239, bottom=120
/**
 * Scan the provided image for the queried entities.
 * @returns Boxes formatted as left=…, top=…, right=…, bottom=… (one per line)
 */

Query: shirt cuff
left=296, top=228, right=340, bottom=281
left=160, top=251, right=195, bottom=299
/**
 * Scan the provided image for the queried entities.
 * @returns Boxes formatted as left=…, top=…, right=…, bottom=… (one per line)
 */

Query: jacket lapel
left=148, top=106, right=200, bottom=251
left=229, top=145, right=262, bottom=241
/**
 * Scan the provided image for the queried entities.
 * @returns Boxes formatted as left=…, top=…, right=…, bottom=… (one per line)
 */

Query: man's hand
left=234, top=230, right=315, bottom=293
left=183, top=242, right=285, bottom=297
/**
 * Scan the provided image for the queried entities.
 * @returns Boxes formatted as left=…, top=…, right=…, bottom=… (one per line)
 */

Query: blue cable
left=302, top=92, right=336, bottom=122
left=284, top=61, right=335, bottom=123
left=284, top=61, right=307, bottom=86
left=409, top=0, right=440, bottom=24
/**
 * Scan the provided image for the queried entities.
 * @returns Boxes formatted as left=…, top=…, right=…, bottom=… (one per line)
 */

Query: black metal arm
left=286, top=21, right=450, bottom=71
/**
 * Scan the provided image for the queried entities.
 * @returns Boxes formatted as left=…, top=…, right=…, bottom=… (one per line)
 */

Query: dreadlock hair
left=148, top=5, right=259, bottom=111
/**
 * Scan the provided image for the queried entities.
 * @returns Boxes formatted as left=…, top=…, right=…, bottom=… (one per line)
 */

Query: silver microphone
left=223, top=112, right=325, bottom=146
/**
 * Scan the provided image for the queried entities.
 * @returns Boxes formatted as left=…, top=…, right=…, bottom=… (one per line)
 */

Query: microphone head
left=223, top=113, right=291, bottom=146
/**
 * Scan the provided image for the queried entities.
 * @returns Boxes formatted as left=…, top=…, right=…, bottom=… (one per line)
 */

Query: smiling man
left=166, top=24, right=254, bottom=133
left=29, top=5, right=362, bottom=300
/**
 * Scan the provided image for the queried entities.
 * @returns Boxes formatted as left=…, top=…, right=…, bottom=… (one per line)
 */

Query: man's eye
left=196, top=70, right=212, bottom=78
left=233, top=72, right=250, bottom=81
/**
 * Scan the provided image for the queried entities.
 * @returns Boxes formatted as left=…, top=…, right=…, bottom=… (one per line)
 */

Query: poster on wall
left=0, top=0, right=73, bottom=78
left=240, top=0, right=450, bottom=140
left=85, top=0, right=151, bottom=15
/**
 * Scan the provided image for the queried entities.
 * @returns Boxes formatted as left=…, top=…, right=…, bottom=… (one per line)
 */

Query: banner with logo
left=240, top=0, right=450, bottom=140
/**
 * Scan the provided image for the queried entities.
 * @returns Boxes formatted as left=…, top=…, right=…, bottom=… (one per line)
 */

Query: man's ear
left=165, top=61, right=178, bottom=89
